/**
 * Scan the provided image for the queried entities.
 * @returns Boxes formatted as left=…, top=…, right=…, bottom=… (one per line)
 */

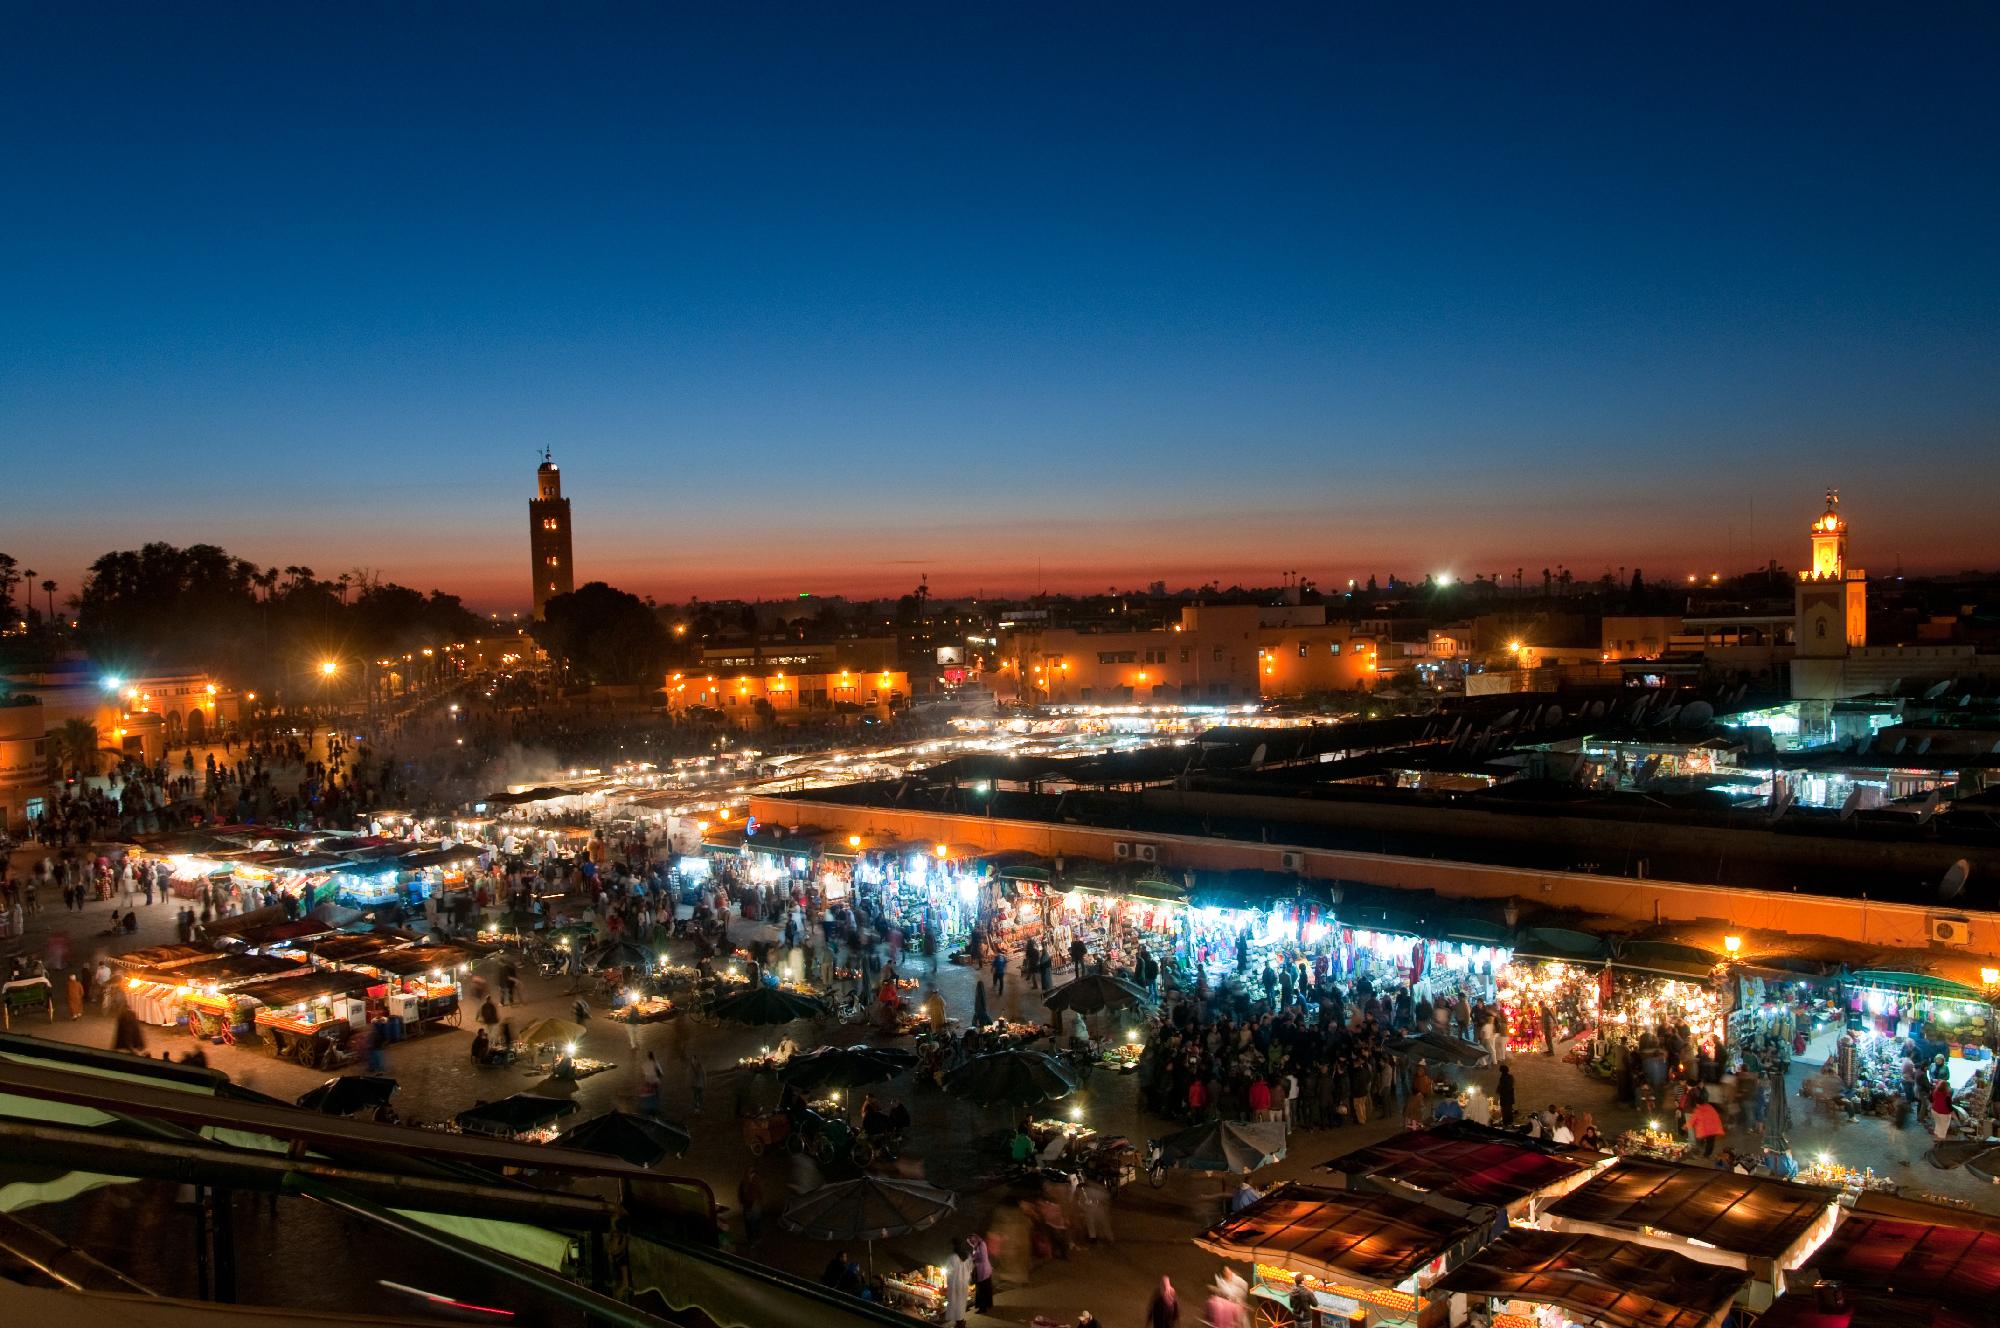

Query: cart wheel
left=850, top=1140, right=873, bottom=1167
left=813, top=1137, right=838, bottom=1165
left=785, top=1131, right=806, bottom=1155
left=747, top=1138, right=766, bottom=1157
left=1148, top=1164, right=1168, bottom=1189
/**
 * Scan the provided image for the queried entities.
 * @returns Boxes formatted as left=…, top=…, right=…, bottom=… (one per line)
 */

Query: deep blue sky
left=4, top=4, right=1997, bottom=607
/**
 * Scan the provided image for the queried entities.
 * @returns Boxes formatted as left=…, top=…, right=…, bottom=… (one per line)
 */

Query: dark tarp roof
left=140, top=953, right=306, bottom=986
left=1612, top=940, right=1719, bottom=979
left=229, top=917, right=335, bottom=946
left=305, top=934, right=404, bottom=962
left=1513, top=927, right=1611, bottom=963
left=399, top=844, right=488, bottom=869
left=240, top=970, right=373, bottom=1007
left=1320, top=1121, right=1591, bottom=1209
left=1195, top=1182, right=1489, bottom=1288
left=1432, top=1229, right=1748, bottom=1328
left=1803, top=1213, right=2000, bottom=1311
left=1755, top=1288, right=1980, bottom=1328
left=114, top=943, right=216, bottom=971
left=357, top=946, right=465, bottom=978
left=1546, top=1158, right=1837, bottom=1260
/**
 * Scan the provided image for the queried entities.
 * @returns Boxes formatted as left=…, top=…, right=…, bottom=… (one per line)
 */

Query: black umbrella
left=587, top=940, right=654, bottom=972
left=944, top=1049, right=1077, bottom=1107
left=454, top=1092, right=579, bottom=1136
left=295, top=1075, right=398, bottom=1117
left=780, top=1045, right=917, bottom=1095
left=1150, top=1119, right=1287, bottom=1174
left=703, top=984, right=832, bottom=1026
left=552, top=1110, right=690, bottom=1167
left=781, top=1175, right=956, bottom=1272
left=1045, top=973, right=1149, bottom=1017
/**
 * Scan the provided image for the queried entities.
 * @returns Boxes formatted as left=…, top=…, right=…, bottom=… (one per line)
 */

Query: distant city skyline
left=7, top=6, right=1998, bottom=608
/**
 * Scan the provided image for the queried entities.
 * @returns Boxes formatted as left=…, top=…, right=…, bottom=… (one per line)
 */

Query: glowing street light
left=318, top=659, right=340, bottom=678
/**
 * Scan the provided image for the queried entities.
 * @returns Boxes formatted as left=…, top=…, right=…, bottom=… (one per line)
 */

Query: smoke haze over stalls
left=4, top=6, right=1998, bottom=610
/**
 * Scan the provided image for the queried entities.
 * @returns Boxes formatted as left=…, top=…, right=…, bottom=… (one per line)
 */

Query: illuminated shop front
left=1840, top=970, right=1995, bottom=1090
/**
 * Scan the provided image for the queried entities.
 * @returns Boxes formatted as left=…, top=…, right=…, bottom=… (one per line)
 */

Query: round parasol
left=943, top=1049, right=1077, bottom=1107
left=295, top=1075, right=398, bottom=1117
left=781, top=1174, right=956, bottom=1271
left=552, top=1110, right=690, bottom=1166
left=1149, top=1118, right=1288, bottom=1176
left=518, top=1017, right=585, bottom=1049
left=703, top=984, right=831, bottom=1026
left=1044, top=973, right=1149, bottom=1017
left=779, top=1044, right=917, bottom=1095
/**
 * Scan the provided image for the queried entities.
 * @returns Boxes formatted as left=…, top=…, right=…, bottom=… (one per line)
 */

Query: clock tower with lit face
left=529, top=450, right=574, bottom=618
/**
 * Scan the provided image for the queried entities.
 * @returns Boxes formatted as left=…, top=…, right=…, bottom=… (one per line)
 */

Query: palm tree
left=49, top=718, right=114, bottom=780
left=40, top=579, right=55, bottom=622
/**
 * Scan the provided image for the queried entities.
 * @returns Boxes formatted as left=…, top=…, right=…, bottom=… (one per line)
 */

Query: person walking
left=1496, top=1063, right=1517, bottom=1127
left=1690, top=1098, right=1724, bottom=1156
left=990, top=949, right=1007, bottom=997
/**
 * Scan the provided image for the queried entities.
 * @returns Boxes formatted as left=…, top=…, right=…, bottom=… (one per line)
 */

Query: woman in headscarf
left=1145, top=1276, right=1179, bottom=1328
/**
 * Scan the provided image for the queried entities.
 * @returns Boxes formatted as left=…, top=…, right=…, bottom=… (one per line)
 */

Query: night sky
left=5, top=5, right=1998, bottom=608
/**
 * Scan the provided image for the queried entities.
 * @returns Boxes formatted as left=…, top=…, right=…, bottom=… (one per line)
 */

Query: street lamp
left=319, top=659, right=340, bottom=678
left=1723, top=935, right=1742, bottom=955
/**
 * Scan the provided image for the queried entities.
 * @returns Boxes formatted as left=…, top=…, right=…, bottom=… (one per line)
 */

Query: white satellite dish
left=1939, top=859, right=1970, bottom=902
left=1838, top=788, right=1863, bottom=820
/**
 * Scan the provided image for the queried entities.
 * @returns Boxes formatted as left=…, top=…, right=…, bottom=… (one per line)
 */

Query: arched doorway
left=165, top=711, right=183, bottom=744
left=186, top=708, right=207, bottom=745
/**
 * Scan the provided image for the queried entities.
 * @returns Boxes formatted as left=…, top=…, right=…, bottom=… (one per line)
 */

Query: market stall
left=1319, top=1120, right=1610, bottom=1224
left=1840, top=971, right=1995, bottom=1091
left=1431, top=1229, right=1749, bottom=1328
left=123, top=952, right=310, bottom=1029
left=1542, top=1157, right=1841, bottom=1309
left=241, top=970, right=373, bottom=1067
left=341, top=945, right=465, bottom=1036
left=1787, top=1194, right=2000, bottom=1322
left=1194, top=1181, right=1490, bottom=1328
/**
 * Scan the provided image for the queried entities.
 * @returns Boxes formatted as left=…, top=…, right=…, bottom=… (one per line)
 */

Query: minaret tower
left=1794, top=488, right=1866, bottom=656
left=529, top=449, right=575, bottom=617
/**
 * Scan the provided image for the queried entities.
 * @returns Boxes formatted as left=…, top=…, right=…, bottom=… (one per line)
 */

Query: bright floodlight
left=101, top=675, right=122, bottom=690
left=319, top=659, right=339, bottom=677
left=1436, top=572, right=1453, bottom=586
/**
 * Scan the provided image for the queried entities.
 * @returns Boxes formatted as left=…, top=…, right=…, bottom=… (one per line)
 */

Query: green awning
left=1847, top=971, right=1987, bottom=1002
